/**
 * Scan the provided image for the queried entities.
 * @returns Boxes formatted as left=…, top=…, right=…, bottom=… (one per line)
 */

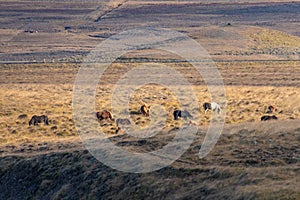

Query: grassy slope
left=0, top=120, right=299, bottom=199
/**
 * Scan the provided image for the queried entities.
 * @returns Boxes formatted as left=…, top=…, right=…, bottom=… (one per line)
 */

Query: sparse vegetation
left=0, top=61, right=299, bottom=198
left=0, top=0, right=300, bottom=199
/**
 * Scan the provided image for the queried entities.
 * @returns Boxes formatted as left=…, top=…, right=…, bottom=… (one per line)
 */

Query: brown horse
left=96, top=110, right=113, bottom=121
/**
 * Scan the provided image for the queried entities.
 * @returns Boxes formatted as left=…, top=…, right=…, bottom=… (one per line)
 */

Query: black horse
left=29, top=115, right=49, bottom=126
left=173, top=110, right=193, bottom=120
left=261, top=115, right=278, bottom=121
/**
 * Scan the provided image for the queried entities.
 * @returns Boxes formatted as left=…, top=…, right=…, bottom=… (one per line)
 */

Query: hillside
left=0, top=120, right=299, bottom=199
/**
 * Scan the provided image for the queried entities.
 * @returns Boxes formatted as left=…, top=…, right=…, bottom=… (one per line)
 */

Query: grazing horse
left=116, top=118, right=131, bottom=127
left=29, top=115, right=49, bottom=126
left=266, top=105, right=276, bottom=114
left=261, top=115, right=278, bottom=121
left=140, top=104, right=150, bottom=116
left=173, top=109, right=193, bottom=120
left=203, top=102, right=221, bottom=114
left=96, top=110, right=113, bottom=121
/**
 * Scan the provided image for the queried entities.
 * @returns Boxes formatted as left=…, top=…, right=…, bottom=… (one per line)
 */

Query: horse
left=96, top=110, right=113, bottom=121
left=203, top=102, right=221, bottom=114
left=29, top=115, right=49, bottom=126
left=173, top=109, right=193, bottom=120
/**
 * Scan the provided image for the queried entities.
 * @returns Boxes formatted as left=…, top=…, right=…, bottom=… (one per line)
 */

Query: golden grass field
left=0, top=61, right=299, bottom=150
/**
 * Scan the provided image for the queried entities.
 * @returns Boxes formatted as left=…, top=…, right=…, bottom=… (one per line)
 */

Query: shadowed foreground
left=1, top=121, right=299, bottom=200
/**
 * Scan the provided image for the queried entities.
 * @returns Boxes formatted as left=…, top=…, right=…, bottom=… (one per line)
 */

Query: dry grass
left=0, top=62, right=299, bottom=149
left=0, top=84, right=76, bottom=146
left=248, top=28, right=300, bottom=49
